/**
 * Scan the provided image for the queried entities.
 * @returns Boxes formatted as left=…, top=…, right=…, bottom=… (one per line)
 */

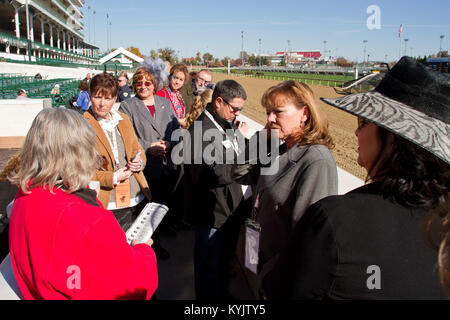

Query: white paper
left=125, top=202, right=168, bottom=245
left=242, top=185, right=252, bottom=200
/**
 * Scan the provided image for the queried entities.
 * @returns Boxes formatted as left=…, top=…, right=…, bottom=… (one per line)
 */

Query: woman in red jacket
left=156, top=63, right=189, bottom=127
left=7, top=107, right=158, bottom=300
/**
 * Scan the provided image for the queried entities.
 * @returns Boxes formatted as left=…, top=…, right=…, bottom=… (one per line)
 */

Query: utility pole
left=241, top=31, right=244, bottom=67
left=93, top=10, right=96, bottom=46
left=287, top=40, right=291, bottom=64
left=258, top=38, right=262, bottom=67
left=106, top=12, right=110, bottom=52
left=109, top=21, right=112, bottom=52
left=363, top=40, right=368, bottom=66
left=87, top=5, right=91, bottom=43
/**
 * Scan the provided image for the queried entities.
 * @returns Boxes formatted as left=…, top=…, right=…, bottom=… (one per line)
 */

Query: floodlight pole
left=241, top=31, right=244, bottom=67
left=363, top=40, right=368, bottom=66
left=258, top=38, right=262, bottom=68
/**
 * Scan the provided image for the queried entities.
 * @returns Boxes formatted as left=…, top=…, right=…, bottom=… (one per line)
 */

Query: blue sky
left=82, top=0, right=450, bottom=62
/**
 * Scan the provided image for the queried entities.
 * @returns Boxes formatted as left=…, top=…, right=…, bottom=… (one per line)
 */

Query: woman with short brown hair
left=119, top=59, right=181, bottom=260
left=83, top=72, right=150, bottom=231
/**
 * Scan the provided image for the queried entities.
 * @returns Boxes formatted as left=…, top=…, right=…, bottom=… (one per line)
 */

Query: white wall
left=0, top=62, right=100, bottom=80
left=0, top=99, right=50, bottom=137
left=0, top=53, right=37, bottom=62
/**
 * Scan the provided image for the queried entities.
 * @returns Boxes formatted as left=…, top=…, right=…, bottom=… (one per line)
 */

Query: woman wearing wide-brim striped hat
left=262, top=57, right=449, bottom=300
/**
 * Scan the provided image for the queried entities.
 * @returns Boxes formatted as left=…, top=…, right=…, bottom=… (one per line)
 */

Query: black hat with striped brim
left=321, top=56, right=450, bottom=165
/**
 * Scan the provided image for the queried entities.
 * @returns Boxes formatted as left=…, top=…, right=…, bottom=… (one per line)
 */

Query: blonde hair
left=0, top=152, right=21, bottom=182
left=261, top=80, right=334, bottom=149
left=8, top=108, right=99, bottom=194
left=184, top=89, right=212, bottom=129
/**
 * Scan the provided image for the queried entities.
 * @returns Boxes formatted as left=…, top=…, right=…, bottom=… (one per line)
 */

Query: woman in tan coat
left=83, top=73, right=150, bottom=231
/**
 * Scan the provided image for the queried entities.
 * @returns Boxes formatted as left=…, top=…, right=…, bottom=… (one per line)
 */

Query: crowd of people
left=1, top=56, right=449, bottom=300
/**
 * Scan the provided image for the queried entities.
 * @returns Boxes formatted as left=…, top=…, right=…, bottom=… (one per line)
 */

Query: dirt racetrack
left=212, top=72, right=366, bottom=180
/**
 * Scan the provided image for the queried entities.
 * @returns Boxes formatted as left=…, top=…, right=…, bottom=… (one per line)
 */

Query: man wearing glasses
left=183, top=79, right=250, bottom=301
left=193, top=69, right=214, bottom=95
left=116, top=73, right=133, bottom=102
left=182, top=69, right=214, bottom=114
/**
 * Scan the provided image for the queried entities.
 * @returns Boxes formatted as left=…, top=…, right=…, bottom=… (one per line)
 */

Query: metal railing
left=0, top=32, right=100, bottom=61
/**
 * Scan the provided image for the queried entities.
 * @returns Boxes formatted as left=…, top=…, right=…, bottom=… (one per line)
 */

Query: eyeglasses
left=357, top=117, right=370, bottom=129
left=136, top=81, right=153, bottom=87
left=197, top=76, right=211, bottom=85
left=118, top=78, right=127, bottom=82
left=222, top=98, right=244, bottom=113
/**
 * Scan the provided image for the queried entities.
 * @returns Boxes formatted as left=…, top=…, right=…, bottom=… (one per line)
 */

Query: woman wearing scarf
left=156, top=63, right=189, bottom=127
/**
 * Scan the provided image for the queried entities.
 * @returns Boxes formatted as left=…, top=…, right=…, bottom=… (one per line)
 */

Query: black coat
left=263, top=182, right=446, bottom=299
left=117, top=85, right=132, bottom=103
left=183, top=104, right=246, bottom=229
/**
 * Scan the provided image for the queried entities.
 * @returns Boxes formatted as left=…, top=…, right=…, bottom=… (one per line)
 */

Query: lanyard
left=204, top=110, right=240, bottom=155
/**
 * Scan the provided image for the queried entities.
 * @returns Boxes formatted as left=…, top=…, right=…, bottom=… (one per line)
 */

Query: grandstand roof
left=99, top=47, right=144, bottom=65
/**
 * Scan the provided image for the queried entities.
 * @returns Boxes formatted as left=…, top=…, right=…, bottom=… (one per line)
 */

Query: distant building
left=264, top=51, right=323, bottom=65
left=99, top=47, right=144, bottom=68
left=0, top=0, right=99, bottom=64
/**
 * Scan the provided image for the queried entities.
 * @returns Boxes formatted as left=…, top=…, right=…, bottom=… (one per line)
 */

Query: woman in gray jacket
left=119, top=62, right=180, bottom=260
left=232, top=80, right=338, bottom=298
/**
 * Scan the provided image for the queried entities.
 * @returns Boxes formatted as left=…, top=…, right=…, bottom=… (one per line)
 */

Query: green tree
left=149, top=49, right=158, bottom=59
left=221, top=56, right=231, bottom=67
left=195, top=52, right=202, bottom=65
left=126, top=46, right=143, bottom=58
left=158, top=47, right=176, bottom=64
left=203, top=52, right=214, bottom=66
left=232, top=58, right=242, bottom=67
left=417, top=56, right=427, bottom=64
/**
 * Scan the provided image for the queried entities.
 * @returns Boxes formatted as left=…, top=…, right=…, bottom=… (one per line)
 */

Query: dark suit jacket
left=119, top=95, right=180, bottom=179
left=264, top=182, right=446, bottom=299
left=181, top=81, right=195, bottom=114
left=183, top=104, right=246, bottom=229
